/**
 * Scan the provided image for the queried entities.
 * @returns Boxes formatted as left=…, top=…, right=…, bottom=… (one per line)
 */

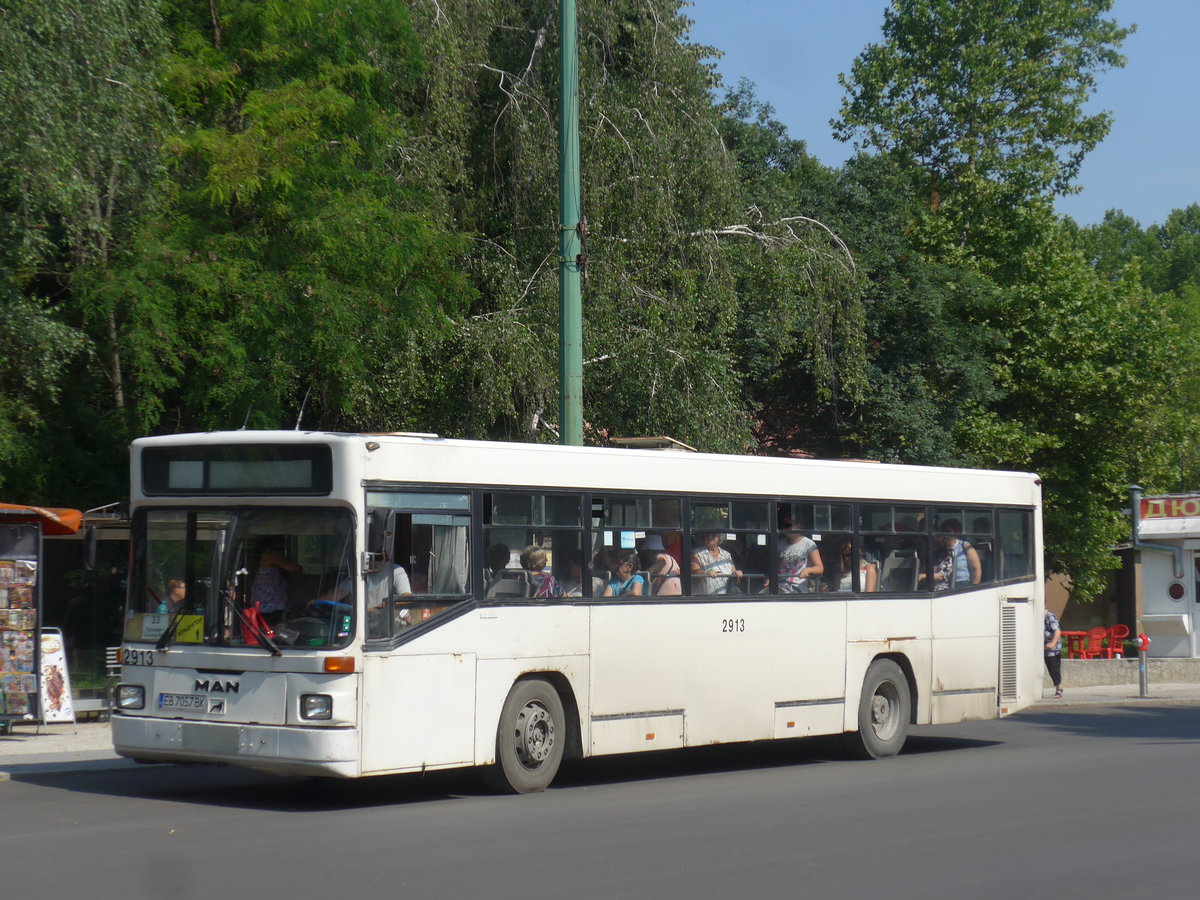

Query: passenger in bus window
left=827, top=538, right=877, bottom=593
left=640, top=534, right=681, bottom=596
left=970, top=517, right=995, bottom=582
left=588, top=546, right=620, bottom=591
left=251, top=543, right=302, bottom=626
left=929, top=545, right=954, bottom=591
left=592, top=545, right=618, bottom=575
left=602, top=551, right=646, bottom=597
left=156, top=578, right=187, bottom=614
left=521, top=545, right=562, bottom=599
left=315, top=551, right=411, bottom=610
left=484, top=543, right=512, bottom=594
left=773, top=513, right=823, bottom=594
left=559, top=550, right=599, bottom=597
left=691, top=530, right=741, bottom=594
left=927, top=520, right=981, bottom=590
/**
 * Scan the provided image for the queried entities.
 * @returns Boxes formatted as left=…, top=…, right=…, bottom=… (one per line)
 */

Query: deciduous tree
left=834, top=0, right=1132, bottom=245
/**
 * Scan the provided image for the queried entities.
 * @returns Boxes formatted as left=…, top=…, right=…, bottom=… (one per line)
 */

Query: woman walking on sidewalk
left=1045, top=608, right=1063, bottom=698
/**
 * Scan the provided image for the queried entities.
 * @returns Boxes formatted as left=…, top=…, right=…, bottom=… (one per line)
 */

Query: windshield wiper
left=154, top=603, right=190, bottom=651
left=221, top=589, right=282, bottom=656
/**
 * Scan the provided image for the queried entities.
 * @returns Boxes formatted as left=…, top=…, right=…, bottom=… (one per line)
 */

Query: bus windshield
left=127, top=507, right=355, bottom=650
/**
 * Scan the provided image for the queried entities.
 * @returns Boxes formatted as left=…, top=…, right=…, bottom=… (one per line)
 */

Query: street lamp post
left=558, top=0, right=583, bottom=446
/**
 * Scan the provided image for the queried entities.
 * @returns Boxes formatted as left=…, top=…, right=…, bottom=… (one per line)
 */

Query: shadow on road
left=899, top=733, right=999, bottom=755
left=11, top=728, right=1001, bottom=810
left=1015, top=703, right=1200, bottom=742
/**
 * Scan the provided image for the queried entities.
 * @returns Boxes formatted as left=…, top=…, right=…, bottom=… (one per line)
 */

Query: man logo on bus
left=194, top=679, right=240, bottom=694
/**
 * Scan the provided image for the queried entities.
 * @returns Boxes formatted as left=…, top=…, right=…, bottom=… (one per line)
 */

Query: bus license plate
left=158, top=693, right=209, bottom=711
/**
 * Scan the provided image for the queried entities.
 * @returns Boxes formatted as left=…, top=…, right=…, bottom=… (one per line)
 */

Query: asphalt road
left=3, top=703, right=1198, bottom=899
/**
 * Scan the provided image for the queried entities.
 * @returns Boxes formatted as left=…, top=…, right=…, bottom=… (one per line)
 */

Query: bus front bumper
left=112, top=714, right=361, bottom=778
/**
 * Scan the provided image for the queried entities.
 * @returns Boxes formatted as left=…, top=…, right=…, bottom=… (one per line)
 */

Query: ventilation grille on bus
left=999, top=604, right=1019, bottom=703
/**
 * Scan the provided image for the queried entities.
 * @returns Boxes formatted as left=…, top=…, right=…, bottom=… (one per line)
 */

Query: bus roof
left=131, top=431, right=1040, bottom=507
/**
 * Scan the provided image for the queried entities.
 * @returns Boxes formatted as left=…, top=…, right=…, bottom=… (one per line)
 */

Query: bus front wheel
left=484, top=679, right=566, bottom=793
left=845, top=659, right=910, bottom=760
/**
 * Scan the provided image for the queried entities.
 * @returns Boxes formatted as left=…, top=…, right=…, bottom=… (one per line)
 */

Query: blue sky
left=685, top=0, right=1200, bottom=227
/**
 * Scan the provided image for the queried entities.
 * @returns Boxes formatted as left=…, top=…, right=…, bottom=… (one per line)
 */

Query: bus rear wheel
left=484, top=679, right=565, bottom=793
left=844, top=659, right=910, bottom=760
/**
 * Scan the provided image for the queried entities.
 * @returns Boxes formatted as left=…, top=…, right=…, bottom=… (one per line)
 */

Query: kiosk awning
left=0, top=503, right=84, bottom=535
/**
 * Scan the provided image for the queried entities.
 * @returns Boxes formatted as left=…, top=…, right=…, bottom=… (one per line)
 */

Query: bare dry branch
left=689, top=212, right=856, bottom=270
left=516, top=251, right=555, bottom=304
left=596, top=111, right=634, bottom=156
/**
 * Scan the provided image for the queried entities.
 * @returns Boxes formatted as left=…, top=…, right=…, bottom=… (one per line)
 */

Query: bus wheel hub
left=517, top=703, right=554, bottom=764
left=872, top=695, right=892, bottom=726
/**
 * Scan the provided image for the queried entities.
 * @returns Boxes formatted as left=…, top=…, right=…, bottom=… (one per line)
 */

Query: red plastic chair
left=1103, top=624, right=1130, bottom=659
left=1079, top=626, right=1109, bottom=660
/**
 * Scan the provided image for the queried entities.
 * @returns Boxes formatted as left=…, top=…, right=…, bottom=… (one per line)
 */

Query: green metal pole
left=558, top=0, right=584, bottom=446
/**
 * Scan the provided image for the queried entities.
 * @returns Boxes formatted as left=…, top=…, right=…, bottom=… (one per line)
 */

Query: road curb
left=1033, top=695, right=1200, bottom=709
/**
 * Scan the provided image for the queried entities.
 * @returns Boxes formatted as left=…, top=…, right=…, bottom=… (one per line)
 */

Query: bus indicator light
left=324, top=657, right=355, bottom=673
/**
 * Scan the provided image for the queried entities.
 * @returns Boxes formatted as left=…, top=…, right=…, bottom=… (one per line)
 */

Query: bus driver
left=314, top=552, right=412, bottom=617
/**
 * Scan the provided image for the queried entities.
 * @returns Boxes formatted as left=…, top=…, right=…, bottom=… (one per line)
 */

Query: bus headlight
left=116, top=684, right=145, bottom=710
left=301, top=694, right=333, bottom=720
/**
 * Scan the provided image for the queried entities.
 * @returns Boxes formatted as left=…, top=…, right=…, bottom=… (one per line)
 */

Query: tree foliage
left=717, top=83, right=867, bottom=454
left=962, top=224, right=1185, bottom=597
left=0, top=0, right=170, bottom=276
left=441, top=0, right=755, bottom=448
left=834, top=0, right=1131, bottom=240
left=0, top=0, right=171, bottom=499
left=128, top=0, right=476, bottom=434
left=829, top=0, right=1184, bottom=597
left=2, top=0, right=1198, bottom=602
left=1076, top=205, right=1200, bottom=495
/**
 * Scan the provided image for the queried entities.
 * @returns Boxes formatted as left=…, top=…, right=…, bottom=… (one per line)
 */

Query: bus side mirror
left=367, top=509, right=396, bottom=556
left=83, top=526, right=98, bottom=571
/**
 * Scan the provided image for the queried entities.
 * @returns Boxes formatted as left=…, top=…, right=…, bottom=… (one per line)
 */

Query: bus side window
left=363, top=492, right=472, bottom=639
left=483, top=492, right=584, bottom=601
left=676, top=499, right=771, bottom=596
left=594, top=495, right=684, bottom=599
left=860, top=505, right=925, bottom=593
left=997, top=509, right=1034, bottom=580
left=968, top=512, right=995, bottom=584
left=777, top=502, right=853, bottom=595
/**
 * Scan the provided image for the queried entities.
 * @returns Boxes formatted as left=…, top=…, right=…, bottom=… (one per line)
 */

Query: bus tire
left=844, top=659, right=910, bottom=760
left=484, top=678, right=566, bottom=793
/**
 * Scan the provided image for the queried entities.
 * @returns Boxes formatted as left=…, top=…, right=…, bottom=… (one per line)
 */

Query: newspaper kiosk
left=0, top=503, right=82, bottom=732
left=1134, top=492, right=1200, bottom=657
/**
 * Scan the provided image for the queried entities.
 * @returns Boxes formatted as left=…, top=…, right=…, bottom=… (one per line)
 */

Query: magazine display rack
left=0, top=504, right=82, bottom=734
left=0, top=523, right=40, bottom=728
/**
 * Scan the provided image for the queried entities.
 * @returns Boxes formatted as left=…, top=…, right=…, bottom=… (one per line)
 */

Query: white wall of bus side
left=112, top=588, right=1039, bottom=777
left=351, top=586, right=1035, bottom=775
left=588, top=599, right=848, bottom=752
left=357, top=605, right=592, bottom=776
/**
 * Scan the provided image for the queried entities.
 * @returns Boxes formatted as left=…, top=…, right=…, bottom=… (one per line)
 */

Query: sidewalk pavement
left=4, top=683, right=1199, bottom=781
left=0, top=718, right=136, bottom=781
left=1036, top=681, right=1200, bottom=707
